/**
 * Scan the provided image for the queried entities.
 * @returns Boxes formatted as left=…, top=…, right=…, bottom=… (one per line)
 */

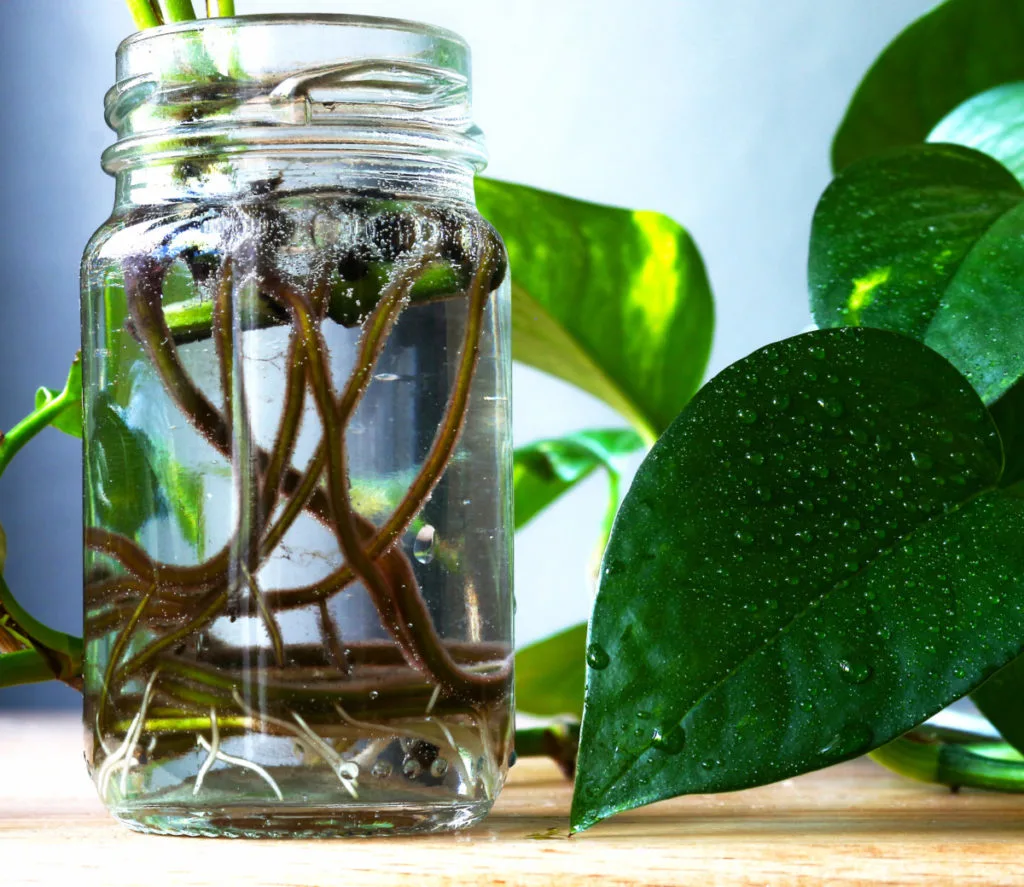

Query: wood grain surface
left=0, top=714, right=1022, bottom=886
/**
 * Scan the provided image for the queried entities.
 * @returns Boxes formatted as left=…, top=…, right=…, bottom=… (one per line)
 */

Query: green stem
left=162, top=0, right=197, bottom=22
left=125, top=0, right=163, bottom=29
left=871, top=736, right=1024, bottom=792
left=0, top=395, right=73, bottom=480
left=207, top=0, right=235, bottom=15
left=0, top=574, right=82, bottom=667
left=514, top=720, right=581, bottom=778
left=0, top=650, right=67, bottom=689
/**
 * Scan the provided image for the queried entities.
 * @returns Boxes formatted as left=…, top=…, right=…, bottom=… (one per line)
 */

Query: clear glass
left=81, top=15, right=513, bottom=837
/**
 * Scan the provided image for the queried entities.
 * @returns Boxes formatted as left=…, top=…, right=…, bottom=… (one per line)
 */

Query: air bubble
left=430, top=757, right=450, bottom=778
left=414, top=525, right=437, bottom=564
left=403, top=758, right=423, bottom=779
left=371, top=760, right=393, bottom=779
left=338, top=761, right=360, bottom=781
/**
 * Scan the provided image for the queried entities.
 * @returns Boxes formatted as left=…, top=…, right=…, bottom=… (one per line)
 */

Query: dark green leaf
left=514, top=429, right=644, bottom=530
left=973, top=654, right=1024, bottom=755
left=516, top=622, right=588, bottom=718
left=991, top=376, right=1024, bottom=489
left=572, top=327, right=1024, bottom=832
left=809, top=144, right=1024, bottom=406
left=832, top=0, right=1024, bottom=170
left=34, top=353, right=83, bottom=438
left=930, top=82, right=1024, bottom=183
left=477, top=179, right=714, bottom=441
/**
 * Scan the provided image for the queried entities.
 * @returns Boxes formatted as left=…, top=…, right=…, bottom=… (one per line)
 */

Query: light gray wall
left=0, top=0, right=936, bottom=707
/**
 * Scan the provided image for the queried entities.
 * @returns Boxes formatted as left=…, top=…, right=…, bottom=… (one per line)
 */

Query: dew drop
left=403, top=758, right=423, bottom=779
left=651, top=723, right=686, bottom=754
left=838, top=660, right=873, bottom=684
left=369, top=689, right=380, bottom=701
left=735, top=531, right=755, bottom=546
left=746, top=451, right=765, bottom=466
left=817, top=396, right=845, bottom=418
left=771, top=394, right=791, bottom=411
left=819, top=724, right=873, bottom=758
left=911, top=452, right=934, bottom=471
left=586, top=643, right=611, bottom=670
left=374, top=372, right=401, bottom=382
left=413, top=525, right=437, bottom=564
left=737, top=408, right=759, bottom=425
left=371, top=760, right=393, bottom=779
left=430, top=757, right=450, bottom=778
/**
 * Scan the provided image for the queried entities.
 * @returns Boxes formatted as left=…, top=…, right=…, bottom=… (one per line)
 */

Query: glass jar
left=80, top=14, right=513, bottom=838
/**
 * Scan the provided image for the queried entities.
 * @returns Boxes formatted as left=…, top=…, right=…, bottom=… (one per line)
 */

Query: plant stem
left=0, top=393, right=73, bottom=480
left=871, top=735, right=1024, bottom=792
left=162, top=0, right=198, bottom=22
left=207, top=0, right=235, bottom=15
left=0, top=573, right=82, bottom=686
left=0, top=650, right=69, bottom=689
left=514, top=720, right=581, bottom=778
left=125, top=0, right=164, bottom=29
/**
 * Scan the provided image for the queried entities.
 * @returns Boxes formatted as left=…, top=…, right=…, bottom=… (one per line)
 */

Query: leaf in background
left=514, top=429, right=644, bottom=530
left=88, top=400, right=162, bottom=539
left=930, top=82, right=1024, bottom=183
left=832, top=0, right=1024, bottom=171
left=0, top=521, right=6, bottom=574
left=34, top=353, right=83, bottom=439
left=516, top=622, right=588, bottom=718
left=973, top=654, right=1024, bottom=756
left=477, top=179, right=714, bottom=442
left=158, top=455, right=206, bottom=556
left=572, top=327, right=1024, bottom=832
left=809, top=144, right=1024, bottom=407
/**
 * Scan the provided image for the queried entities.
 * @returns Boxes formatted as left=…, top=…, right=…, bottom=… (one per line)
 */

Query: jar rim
left=105, top=12, right=486, bottom=179
left=116, top=12, right=469, bottom=56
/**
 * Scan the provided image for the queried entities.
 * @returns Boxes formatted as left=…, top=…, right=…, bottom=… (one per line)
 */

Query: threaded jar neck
left=102, top=14, right=486, bottom=205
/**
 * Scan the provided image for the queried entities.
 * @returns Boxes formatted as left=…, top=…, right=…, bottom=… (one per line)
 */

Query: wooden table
left=0, top=714, right=1021, bottom=885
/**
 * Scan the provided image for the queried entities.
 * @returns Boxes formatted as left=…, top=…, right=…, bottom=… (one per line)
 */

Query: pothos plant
left=1, top=0, right=1023, bottom=834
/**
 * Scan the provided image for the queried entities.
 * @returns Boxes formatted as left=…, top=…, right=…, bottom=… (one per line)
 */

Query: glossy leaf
left=930, top=82, right=1024, bottom=183
left=572, top=327, right=1024, bottom=832
left=973, top=654, right=1024, bottom=756
left=514, top=429, right=645, bottom=530
left=809, top=144, right=1024, bottom=406
left=477, top=179, right=714, bottom=442
left=832, top=0, right=1024, bottom=171
left=516, top=623, right=588, bottom=718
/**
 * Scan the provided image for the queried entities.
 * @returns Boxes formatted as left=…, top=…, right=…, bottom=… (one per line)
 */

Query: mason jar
left=80, top=14, right=513, bottom=837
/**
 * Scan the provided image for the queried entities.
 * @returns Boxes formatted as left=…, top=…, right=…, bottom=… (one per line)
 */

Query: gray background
left=0, top=0, right=936, bottom=707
